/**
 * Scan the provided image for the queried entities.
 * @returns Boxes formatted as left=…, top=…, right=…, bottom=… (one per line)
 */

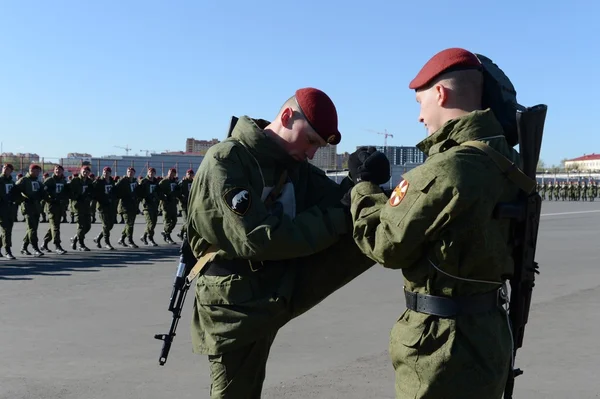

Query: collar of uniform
left=231, top=116, right=298, bottom=168
left=416, top=108, right=504, bottom=156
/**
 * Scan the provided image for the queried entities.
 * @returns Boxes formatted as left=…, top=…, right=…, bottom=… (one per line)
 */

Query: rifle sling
left=461, top=140, right=536, bottom=194
left=185, top=170, right=289, bottom=284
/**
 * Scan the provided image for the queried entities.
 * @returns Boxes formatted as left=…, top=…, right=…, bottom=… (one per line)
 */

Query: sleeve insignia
left=389, top=179, right=409, bottom=207
left=223, top=187, right=252, bottom=215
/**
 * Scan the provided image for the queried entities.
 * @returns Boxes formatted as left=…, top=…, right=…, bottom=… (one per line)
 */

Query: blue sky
left=0, top=0, right=597, bottom=167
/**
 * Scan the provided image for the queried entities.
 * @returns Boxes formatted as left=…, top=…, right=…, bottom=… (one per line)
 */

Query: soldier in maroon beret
left=181, top=87, right=375, bottom=397
left=348, top=47, right=526, bottom=399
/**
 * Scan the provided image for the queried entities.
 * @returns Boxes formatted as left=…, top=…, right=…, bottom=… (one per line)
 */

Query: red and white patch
left=389, top=180, right=409, bottom=207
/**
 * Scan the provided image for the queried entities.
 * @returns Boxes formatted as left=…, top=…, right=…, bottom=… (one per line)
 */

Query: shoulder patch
left=223, top=187, right=252, bottom=216
left=389, top=179, right=409, bottom=207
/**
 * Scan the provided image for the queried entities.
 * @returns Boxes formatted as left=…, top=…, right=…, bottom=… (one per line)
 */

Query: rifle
left=154, top=117, right=239, bottom=366
left=497, top=104, right=547, bottom=399
left=154, top=239, right=197, bottom=365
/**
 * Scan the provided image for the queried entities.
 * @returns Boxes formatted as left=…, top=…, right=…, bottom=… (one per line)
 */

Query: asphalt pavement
left=1, top=201, right=599, bottom=398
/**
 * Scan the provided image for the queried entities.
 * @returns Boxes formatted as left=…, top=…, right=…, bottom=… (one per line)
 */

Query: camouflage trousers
left=192, top=234, right=376, bottom=399
left=120, top=210, right=137, bottom=239
left=180, top=208, right=188, bottom=236
left=144, top=209, right=158, bottom=238
left=98, top=208, right=115, bottom=240
left=161, top=205, right=177, bottom=235
left=76, top=213, right=92, bottom=242
left=23, top=212, right=40, bottom=247
left=0, top=208, right=16, bottom=250
left=43, top=210, right=63, bottom=245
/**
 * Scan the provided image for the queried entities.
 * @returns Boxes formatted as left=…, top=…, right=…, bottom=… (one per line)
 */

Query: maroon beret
left=30, top=164, right=41, bottom=171
left=148, top=167, right=156, bottom=173
left=186, top=169, right=194, bottom=174
left=43, top=173, right=50, bottom=177
left=3, top=163, right=14, bottom=170
left=409, top=48, right=482, bottom=90
left=169, top=168, right=176, bottom=173
left=127, top=167, right=136, bottom=172
left=103, top=166, right=112, bottom=172
left=295, top=87, right=341, bottom=145
left=82, top=166, right=91, bottom=172
left=17, top=173, right=23, bottom=178
left=55, top=165, right=64, bottom=170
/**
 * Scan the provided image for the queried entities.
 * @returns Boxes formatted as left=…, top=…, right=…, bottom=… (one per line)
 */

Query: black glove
left=348, top=146, right=391, bottom=185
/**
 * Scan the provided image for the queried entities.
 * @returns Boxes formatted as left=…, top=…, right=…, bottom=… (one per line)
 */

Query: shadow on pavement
left=0, top=245, right=179, bottom=280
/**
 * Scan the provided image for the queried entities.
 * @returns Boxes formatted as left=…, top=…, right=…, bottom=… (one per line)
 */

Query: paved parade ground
left=1, top=201, right=600, bottom=399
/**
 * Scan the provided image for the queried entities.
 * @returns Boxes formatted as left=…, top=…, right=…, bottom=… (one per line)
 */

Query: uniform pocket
left=196, top=274, right=254, bottom=305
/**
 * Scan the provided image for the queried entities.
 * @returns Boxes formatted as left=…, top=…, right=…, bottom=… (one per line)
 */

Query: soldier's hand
left=348, top=146, right=391, bottom=185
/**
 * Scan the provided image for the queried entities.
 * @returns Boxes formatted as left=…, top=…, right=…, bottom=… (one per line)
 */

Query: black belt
left=404, top=289, right=502, bottom=318
left=203, top=258, right=270, bottom=277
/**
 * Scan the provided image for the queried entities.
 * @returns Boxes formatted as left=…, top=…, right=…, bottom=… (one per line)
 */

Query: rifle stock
left=503, top=104, right=546, bottom=399
left=154, top=240, right=197, bottom=366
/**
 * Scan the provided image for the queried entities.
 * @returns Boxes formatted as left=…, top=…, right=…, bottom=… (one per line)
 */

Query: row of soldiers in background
left=0, top=163, right=194, bottom=259
left=538, top=181, right=599, bottom=201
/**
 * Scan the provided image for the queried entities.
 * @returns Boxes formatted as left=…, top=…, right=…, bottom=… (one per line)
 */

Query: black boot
left=70, top=214, right=75, bottom=224
left=31, top=245, right=44, bottom=257
left=166, top=234, right=176, bottom=245
left=104, top=237, right=115, bottom=250
left=161, top=231, right=168, bottom=243
left=70, top=236, right=78, bottom=250
left=127, top=236, right=139, bottom=249
left=93, top=233, right=104, bottom=249
left=176, top=230, right=184, bottom=239
left=78, top=240, right=91, bottom=251
left=41, top=238, right=52, bottom=253
left=140, top=233, right=148, bottom=246
left=148, top=236, right=158, bottom=247
left=117, top=236, right=127, bottom=247
left=4, top=249, right=16, bottom=260
left=21, top=243, right=31, bottom=256
left=55, top=245, right=67, bottom=255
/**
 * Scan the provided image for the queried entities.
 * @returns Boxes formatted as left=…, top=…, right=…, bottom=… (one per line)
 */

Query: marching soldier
left=89, top=173, right=97, bottom=223
left=68, top=174, right=77, bottom=223
left=15, top=173, right=25, bottom=222
left=158, top=168, right=179, bottom=244
left=40, top=172, right=50, bottom=223
left=176, top=168, right=194, bottom=239
left=41, top=165, right=69, bottom=255
left=591, top=181, right=598, bottom=201
left=16, top=164, right=44, bottom=257
left=0, top=163, right=18, bottom=259
left=69, top=166, right=94, bottom=251
left=560, top=182, right=567, bottom=201
left=139, top=167, right=160, bottom=246
left=116, top=167, right=139, bottom=248
left=92, top=167, right=117, bottom=250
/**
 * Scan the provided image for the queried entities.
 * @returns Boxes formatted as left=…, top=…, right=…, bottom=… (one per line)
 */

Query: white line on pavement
left=541, top=210, right=600, bottom=217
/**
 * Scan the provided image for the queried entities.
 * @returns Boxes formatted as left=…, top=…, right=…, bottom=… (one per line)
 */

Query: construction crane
left=366, top=129, right=394, bottom=148
left=140, top=149, right=155, bottom=157
left=114, top=145, right=132, bottom=155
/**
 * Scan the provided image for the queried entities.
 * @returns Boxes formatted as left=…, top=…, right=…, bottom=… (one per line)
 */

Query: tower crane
left=114, top=145, right=132, bottom=155
left=366, top=129, right=394, bottom=148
